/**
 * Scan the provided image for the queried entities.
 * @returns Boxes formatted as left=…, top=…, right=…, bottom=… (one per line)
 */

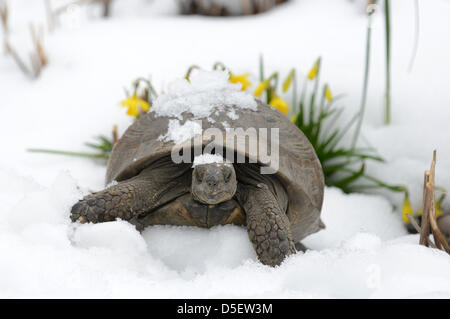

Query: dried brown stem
left=27, top=23, right=48, bottom=78
left=419, top=150, right=450, bottom=255
left=406, top=212, right=437, bottom=248
left=428, top=188, right=450, bottom=252
left=4, top=41, right=32, bottom=76
left=430, top=211, right=449, bottom=252
left=419, top=171, right=431, bottom=246
left=1, top=1, right=9, bottom=52
left=427, top=183, right=442, bottom=250
left=4, top=23, right=48, bottom=79
left=0, top=1, right=7, bottom=34
left=30, top=24, right=48, bottom=69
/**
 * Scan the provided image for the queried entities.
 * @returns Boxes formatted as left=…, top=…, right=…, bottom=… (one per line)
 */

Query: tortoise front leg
left=71, top=179, right=152, bottom=223
left=71, top=167, right=190, bottom=225
left=238, top=184, right=296, bottom=267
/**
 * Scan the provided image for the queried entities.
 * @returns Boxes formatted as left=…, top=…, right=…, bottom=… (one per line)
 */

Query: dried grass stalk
left=4, top=42, right=32, bottom=75
left=29, top=24, right=48, bottom=76
left=1, top=1, right=9, bottom=51
left=3, top=22, right=48, bottom=79
left=419, top=171, right=431, bottom=246
left=419, top=151, right=450, bottom=254
left=407, top=212, right=436, bottom=248
left=0, top=1, right=8, bottom=34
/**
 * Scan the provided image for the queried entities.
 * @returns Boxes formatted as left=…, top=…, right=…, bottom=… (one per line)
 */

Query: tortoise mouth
left=192, top=190, right=234, bottom=205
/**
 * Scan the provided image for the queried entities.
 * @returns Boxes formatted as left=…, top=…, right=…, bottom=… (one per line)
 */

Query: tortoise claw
left=70, top=197, right=103, bottom=223
left=78, top=216, right=87, bottom=224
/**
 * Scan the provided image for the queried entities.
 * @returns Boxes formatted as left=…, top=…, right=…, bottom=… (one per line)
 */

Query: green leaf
left=333, top=164, right=365, bottom=190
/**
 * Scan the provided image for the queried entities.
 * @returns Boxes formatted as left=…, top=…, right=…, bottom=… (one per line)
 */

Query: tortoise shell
left=106, top=99, right=325, bottom=241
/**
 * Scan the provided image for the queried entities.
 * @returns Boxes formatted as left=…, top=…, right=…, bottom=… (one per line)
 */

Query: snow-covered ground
left=1, top=0, right=450, bottom=298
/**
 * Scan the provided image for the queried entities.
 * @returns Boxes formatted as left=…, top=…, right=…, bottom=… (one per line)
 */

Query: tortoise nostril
left=206, top=177, right=218, bottom=187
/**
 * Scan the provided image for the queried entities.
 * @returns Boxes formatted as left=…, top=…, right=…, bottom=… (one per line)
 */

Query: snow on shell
left=151, top=70, right=257, bottom=120
left=192, top=154, right=231, bottom=167
left=151, top=70, right=257, bottom=145
left=159, top=119, right=202, bottom=145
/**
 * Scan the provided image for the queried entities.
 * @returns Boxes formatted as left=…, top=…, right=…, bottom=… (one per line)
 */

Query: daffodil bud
left=307, top=58, right=321, bottom=80
left=230, top=73, right=251, bottom=91
left=282, top=69, right=295, bottom=92
left=325, top=84, right=333, bottom=102
left=254, top=80, right=269, bottom=97
left=401, top=193, right=414, bottom=224
left=269, top=96, right=290, bottom=115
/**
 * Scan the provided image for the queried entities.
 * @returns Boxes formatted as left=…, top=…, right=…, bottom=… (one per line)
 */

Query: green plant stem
left=408, top=0, right=420, bottom=72
left=352, top=11, right=373, bottom=149
left=292, top=71, right=297, bottom=114
left=298, top=80, right=307, bottom=120
left=265, top=72, right=279, bottom=104
left=309, top=58, right=321, bottom=125
left=185, top=65, right=200, bottom=80
left=384, top=0, right=392, bottom=125
left=259, top=54, right=264, bottom=83
left=341, top=167, right=405, bottom=193
left=328, top=111, right=360, bottom=151
left=27, top=148, right=108, bottom=159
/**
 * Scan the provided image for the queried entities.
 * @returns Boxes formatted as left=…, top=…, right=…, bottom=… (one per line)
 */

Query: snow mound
left=303, top=187, right=408, bottom=250
left=151, top=70, right=257, bottom=119
left=1, top=171, right=449, bottom=298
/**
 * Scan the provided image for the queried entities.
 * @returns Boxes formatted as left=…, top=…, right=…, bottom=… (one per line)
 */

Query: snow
left=192, top=153, right=229, bottom=167
left=0, top=171, right=448, bottom=298
left=155, top=70, right=257, bottom=144
left=151, top=70, right=257, bottom=119
left=159, top=119, right=203, bottom=145
left=0, top=0, right=450, bottom=298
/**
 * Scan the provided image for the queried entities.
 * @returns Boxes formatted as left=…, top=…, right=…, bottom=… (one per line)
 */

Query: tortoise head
left=191, top=163, right=237, bottom=205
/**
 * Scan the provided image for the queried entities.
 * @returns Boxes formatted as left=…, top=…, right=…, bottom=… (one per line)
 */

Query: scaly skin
left=70, top=163, right=296, bottom=267
left=71, top=165, right=190, bottom=224
left=238, top=183, right=296, bottom=267
left=71, top=179, right=153, bottom=223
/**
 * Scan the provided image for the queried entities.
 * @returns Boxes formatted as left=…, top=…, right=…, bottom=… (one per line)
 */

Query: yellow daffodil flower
left=325, top=84, right=333, bottom=102
left=269, top=96, right=290, bottom=115
left=254, top=80, right=269, bottom=97
left=308, top=58, right=321, bottom=80
left=121, top=92, right=150, bottom=117
left=401, top=193, right=414, bottom=224
left=230, top=73, right=251, bottom=91
left=282, top=69, right=295, bottom=92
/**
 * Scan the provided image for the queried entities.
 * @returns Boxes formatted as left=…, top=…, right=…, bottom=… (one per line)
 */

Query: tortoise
left=70, top=99, right=325, bottom=267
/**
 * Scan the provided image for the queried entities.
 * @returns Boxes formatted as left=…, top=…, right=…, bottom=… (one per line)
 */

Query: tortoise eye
left=195, top=169, right=203, bottom=182
left=224, top=169, right=232, bottom=182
